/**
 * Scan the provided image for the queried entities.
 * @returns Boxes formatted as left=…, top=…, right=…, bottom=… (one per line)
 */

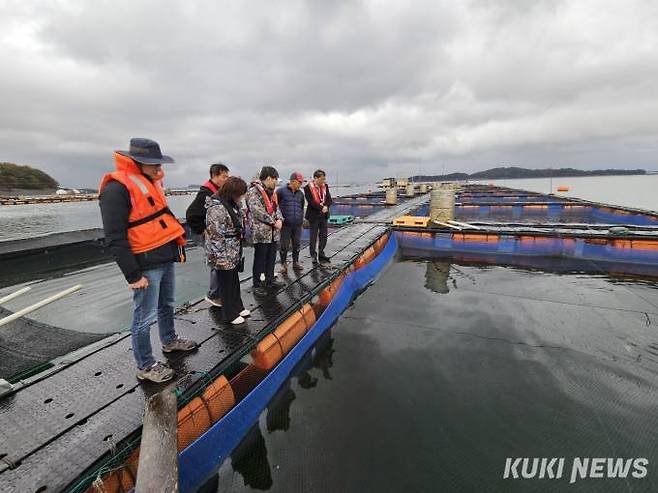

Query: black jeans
left=280, top=224, right=302, bottom=263
left=253, top=242, right=278, bottom=286
left=216, top=267, right=244, bottom=321
left=309, top=218, right=328, bottom=259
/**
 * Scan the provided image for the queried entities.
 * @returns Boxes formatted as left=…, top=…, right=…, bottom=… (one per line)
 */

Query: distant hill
left=0, top=162, right=59, bottom=190
left=410, top=167, right=646, bottom=182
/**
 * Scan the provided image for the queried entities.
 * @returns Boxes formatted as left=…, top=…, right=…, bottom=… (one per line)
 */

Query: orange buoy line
left=87, top=232, right=392, bottom=493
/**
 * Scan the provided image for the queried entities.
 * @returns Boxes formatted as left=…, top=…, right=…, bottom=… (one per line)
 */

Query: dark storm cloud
left=1, top=0, right=658, bottom=187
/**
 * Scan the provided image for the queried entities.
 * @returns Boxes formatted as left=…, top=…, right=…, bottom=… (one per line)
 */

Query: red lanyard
left=256, top=183, right=278, bottom=214
left=310, top=183, right=326, bottom=205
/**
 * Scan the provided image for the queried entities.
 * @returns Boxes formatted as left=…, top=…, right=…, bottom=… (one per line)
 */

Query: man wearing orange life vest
left=304, top=169, right=333, bottom=265
left=99, top=138, right=197, bottom=383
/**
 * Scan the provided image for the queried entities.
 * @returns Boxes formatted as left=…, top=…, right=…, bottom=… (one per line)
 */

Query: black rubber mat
left=0, top=197, right=425, bottom=493
left=0, top=307, right=106, bottom=378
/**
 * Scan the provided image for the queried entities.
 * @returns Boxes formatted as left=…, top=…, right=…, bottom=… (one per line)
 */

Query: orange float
left=250, top=304, right=315, bottom=370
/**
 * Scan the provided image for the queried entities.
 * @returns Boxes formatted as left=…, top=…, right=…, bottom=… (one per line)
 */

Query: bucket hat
left=117, top=138, right=174, bottom=165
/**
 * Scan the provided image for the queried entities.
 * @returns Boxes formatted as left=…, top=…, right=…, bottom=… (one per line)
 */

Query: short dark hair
left=210, top=163, right=229, bottom=178
left=313, top=169, right=326, bottom=179
left=259, top=166, right=279, bottom=180
left=218, top=176, right=247, bottom=201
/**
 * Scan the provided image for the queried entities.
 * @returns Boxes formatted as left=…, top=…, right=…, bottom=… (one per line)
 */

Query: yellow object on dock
left=393, top=216, right=431, bottom=228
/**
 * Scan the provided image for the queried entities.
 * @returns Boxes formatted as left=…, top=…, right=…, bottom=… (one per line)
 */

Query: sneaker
left=266, top=280, right=286, bottom=290
left=204, top=296, right=223, bottom=307
left=231, top=316, right=246, bottom=325
left=319, top=254, right=331, bottom=263
left=136, top=361, right=174, bottom=383
left=239, top=309, right=251, bottom=317
left=162, top=338, right=198, bottom=353
left=311, top=255, right=319, bottom=265
left=292, top=261, right=304, bottom=271
left=252, top=284, right=268, bottom=296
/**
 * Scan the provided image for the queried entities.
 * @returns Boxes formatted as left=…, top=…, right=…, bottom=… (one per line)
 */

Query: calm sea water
left=0, top=185, right=374, bottom=242
left=208, top=258, right=658, bottom=492
left=1, top=176, right=656, bottom=242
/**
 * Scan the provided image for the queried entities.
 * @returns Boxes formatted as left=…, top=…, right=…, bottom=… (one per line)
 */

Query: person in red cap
left=276, top=172, right=306, bottom=272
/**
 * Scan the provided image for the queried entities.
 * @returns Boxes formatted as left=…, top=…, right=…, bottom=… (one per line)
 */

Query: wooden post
left=0, top=286, right=31, bottom=305
left=385, top=188, right=397, bottom=205
left=0, top=284, right=82, bottom=328
left=135, top=389, right=179, bottom=493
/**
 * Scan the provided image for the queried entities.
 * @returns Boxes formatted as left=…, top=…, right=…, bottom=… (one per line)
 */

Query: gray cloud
left=1, top=0, right=658, bottom=187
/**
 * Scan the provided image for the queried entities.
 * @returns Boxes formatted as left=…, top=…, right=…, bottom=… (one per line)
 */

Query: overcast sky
left=1, top=0, right=658, bottom=187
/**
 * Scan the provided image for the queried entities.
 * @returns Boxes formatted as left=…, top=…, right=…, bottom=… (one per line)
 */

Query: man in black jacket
left=185, top=163, right=229, bottom=306
left=304, top=169, right=333, bottom=265
left=99, top=138, right=197, bottom=384
left=277, top=172, right=306, bottom=273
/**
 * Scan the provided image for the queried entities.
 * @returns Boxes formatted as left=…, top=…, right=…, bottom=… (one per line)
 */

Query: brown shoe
left=162, top=338, right=198, bottom=353
left=292, top=261, right=304, bottom=271
left=136, top=361, right=174, bottom=383
left=280, top=262, right=288, bottom=274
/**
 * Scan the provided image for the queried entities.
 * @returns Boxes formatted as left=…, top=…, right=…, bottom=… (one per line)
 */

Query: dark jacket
left=276, top=185, right=305, bottom=226
left=304, top=183, right=333, bottom=221
left=186, top=183, right=216, bottom=234
left=99, top=180, right=180, bottom=283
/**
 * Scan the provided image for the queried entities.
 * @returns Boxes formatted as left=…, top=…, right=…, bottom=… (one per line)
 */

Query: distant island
left=410, top=166, right=647, bottom=182
left=0, top=162, right=59, bottom=192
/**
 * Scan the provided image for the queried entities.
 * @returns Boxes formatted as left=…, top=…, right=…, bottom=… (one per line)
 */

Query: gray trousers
left=280, top=223, right=302, bottom=263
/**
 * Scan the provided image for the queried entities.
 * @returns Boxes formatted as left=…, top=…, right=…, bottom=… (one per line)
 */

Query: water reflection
left=198, top=425, right=273, bottom=492
left=266, top=382, right=295, bottom=432
left=424, top=261, right=451, bottom=294
left=230, top=426, right=273, bottom=490
left=206, top=331, right=336, bottom=491
left=308, top=331, right=335, bottom=381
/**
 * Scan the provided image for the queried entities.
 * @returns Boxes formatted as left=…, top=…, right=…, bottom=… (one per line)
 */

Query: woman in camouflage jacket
left=204, top=177, right=251, bottom=324
left=205, top=197, right=242, bottom=269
